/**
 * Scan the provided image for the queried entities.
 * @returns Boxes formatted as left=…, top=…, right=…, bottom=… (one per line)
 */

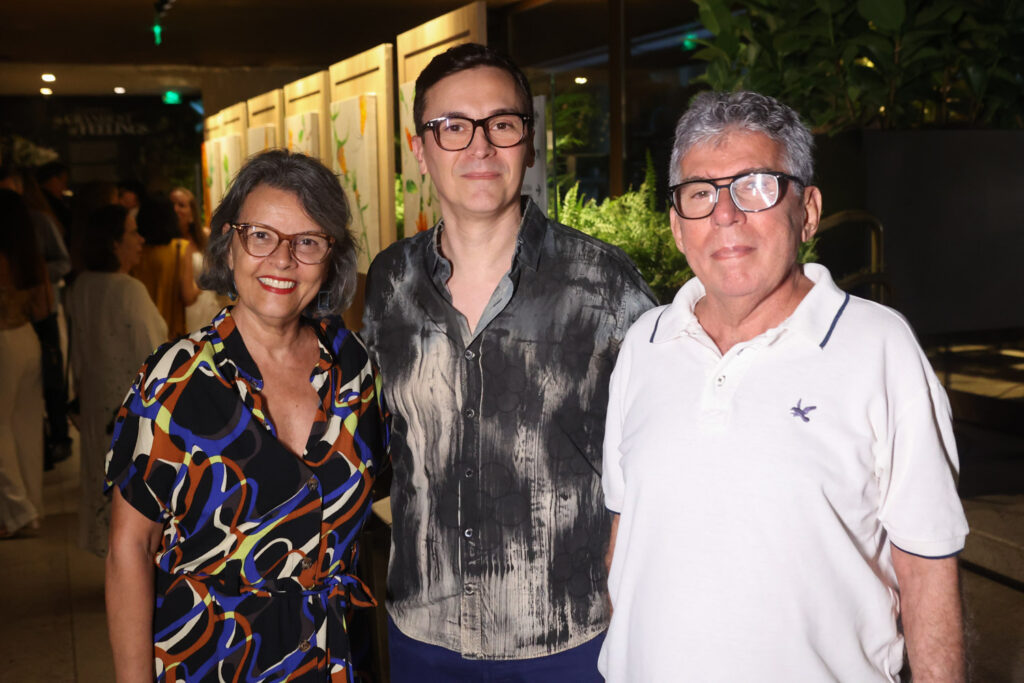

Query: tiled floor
left=2, top=430, right=1023, bottom=681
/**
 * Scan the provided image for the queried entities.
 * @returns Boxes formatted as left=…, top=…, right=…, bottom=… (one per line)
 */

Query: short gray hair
left=198, top=149, right=357, bottom=318
left=669, top=91, right=814, bottom=186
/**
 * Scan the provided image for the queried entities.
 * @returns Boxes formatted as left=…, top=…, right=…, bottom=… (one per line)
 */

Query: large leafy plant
left=693, top=0, right=1024, bottom=132
left=561, top=154, right=691, bottom=303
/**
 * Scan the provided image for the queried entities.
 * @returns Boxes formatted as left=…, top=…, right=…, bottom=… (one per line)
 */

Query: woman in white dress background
left=67, top=204, right=166, bottom=556
left=170, top=186, right=226, bottom=331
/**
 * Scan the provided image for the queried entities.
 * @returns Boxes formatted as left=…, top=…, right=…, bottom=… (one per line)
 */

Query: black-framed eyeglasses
left=421, top=113, right=533, bottom=151
left=668, top=171, right=804, bottom=219
left=230, top=223, right=335, bottom=265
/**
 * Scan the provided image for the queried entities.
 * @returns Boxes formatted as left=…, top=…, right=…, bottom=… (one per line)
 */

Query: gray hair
left=669, top=91, right=814, bottom=186
left=198, top=149, right=357, bottom=318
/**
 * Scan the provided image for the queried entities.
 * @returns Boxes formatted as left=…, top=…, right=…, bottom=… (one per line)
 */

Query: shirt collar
left=425, top=196, right=546, bottom=277
left=210, top=306, right=338, bottom=391
left=650, top=263, right=849, bottom=350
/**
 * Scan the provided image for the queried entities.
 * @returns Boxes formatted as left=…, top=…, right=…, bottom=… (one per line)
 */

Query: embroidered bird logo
left=790, top=399, right=817, bottom=422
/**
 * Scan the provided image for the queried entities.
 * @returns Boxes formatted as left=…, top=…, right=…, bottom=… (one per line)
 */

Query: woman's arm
left=106, top=487, right=164, bottom=683
left=180, top=241, right=201, bottom=306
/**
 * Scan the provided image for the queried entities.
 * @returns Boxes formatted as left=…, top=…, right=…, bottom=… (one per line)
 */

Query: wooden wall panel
left=246, top=88, right=285, bottom=154
left=329, top=44, right=397, bottom=260
left=396, top=1, right=486, bottom=84
left=283, top=71, right=332, bottom=163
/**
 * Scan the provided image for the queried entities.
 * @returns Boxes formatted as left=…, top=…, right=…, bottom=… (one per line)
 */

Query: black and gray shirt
left=362, top=197, right=656, bottom=659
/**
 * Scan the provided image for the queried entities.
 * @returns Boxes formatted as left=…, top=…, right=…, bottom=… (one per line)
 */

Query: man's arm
left=606, top=513, right=619, bottom=575
left=891, top=544, right=965, bottom=683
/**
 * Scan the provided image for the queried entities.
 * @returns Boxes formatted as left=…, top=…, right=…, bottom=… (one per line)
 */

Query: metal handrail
left=817, top=210, right=888, bottom=304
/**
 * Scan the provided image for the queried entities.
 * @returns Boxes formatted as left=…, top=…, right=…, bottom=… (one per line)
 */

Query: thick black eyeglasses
left=421, top=113, right=533, bottom=151
left=668, top=171, right=803, bottom=219
left=230, top=223, right=335, bottom=265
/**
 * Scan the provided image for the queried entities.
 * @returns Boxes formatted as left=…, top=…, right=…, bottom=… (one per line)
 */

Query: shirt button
left=464, top=349, right=476, bottom=360
left=464, top=528, right=474, bottom=539
left=306, top=477, right=318, bottom=492
left=464, top=584, right=475, bottom=595
left=298, top=640, right=311, bottom=653
left=463, top=408, right=476, bottom=419
left=301, top=556, right=315, bottom=570
left=464, top=468, right=474, bottom=479
left=715, top=375, right=725, bottom=386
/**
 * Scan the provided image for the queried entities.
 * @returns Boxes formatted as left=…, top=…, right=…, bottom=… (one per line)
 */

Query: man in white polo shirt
left=599, top=91, right=969, bottom=682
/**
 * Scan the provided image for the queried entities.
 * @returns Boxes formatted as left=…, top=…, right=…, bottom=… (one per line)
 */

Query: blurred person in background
left=19, top=169, right=74, bottom=468
left=69, top=181, right=118, bottom=273
left=0, top=189, right=49, bottom=538
left=133, top=196, right=200, bottom=339
left=104, top=150, right=388, bottom=680
left=66, top=204, right=166, bottom=557
left=36, top=161, right=73, bottom=235
left=117, top=179, right=146, bottom=219
left=171, top=186, right=226, bottom=331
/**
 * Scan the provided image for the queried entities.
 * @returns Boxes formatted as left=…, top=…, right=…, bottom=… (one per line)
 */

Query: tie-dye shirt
left=105, top=307, right=388, bottom=682
left=362, top=198, right=656, bottom=659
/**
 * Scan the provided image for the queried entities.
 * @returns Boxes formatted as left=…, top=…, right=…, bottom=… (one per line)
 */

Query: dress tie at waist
left=156, top=567, right=376, bottom=609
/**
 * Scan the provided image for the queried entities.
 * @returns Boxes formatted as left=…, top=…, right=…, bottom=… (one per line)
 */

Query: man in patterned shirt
left=362, top=43, right=656, bottom=681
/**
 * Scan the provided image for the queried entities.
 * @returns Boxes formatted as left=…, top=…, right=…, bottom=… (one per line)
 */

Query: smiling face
left=227, top=184, right=329, bottom=329
left=412, top=66, right=534, bottom=223
left=114, top=213, right=144, bottom=273
left=170, top=189, right=194, bottom=235
left=670, top=129, right=821, bottom=311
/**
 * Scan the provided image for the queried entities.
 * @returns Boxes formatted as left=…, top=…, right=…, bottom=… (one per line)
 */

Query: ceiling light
left=40, top=87, right=53, bottom=96
left=114, top=86, right=126, bottom=94
left=41, top=73, right=56, bottom=82
left=574, top=76, right=588, bottom=85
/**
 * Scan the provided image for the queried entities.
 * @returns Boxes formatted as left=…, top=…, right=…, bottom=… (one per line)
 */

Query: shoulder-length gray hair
left=198, top=149, right=357, bottom=318
left=669, top=91, right=815, bottom=187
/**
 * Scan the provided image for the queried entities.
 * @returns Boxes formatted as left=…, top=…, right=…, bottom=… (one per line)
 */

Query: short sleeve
left=876, top=341, right=969, bottom=557
left=104, top=345, right=186, bottom=523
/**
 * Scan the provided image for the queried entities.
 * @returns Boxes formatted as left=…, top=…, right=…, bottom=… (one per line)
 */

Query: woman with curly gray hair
left=104, top=150, right=388, bottom=681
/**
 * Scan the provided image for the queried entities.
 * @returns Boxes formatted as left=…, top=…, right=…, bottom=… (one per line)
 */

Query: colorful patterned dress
left=105, top=307, right=388, bottom=682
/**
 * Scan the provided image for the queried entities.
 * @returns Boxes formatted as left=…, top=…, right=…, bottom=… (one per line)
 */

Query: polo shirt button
left=464, top=528, right=474, bottom=539
left=301, top=556, right=315, bottom=570
left=463, top=408, right=476, bottom=418
left=464, top=349, right=476, bottom=360
left=715, top=375, right=725, bottom=386
left=298, top=640, right=311, bottom=652
left=306, top=477, right=318, bottom=492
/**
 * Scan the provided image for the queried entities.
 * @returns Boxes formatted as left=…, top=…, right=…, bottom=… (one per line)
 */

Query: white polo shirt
left=599, top=264, right=968, bottom=682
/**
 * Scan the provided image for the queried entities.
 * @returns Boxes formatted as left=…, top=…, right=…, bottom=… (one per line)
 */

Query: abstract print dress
left=105, top=308, right=388, bottom=682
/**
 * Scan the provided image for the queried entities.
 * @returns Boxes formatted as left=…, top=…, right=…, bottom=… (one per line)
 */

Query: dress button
left=464, top=349, right=476, bottom=360
left=464, top=468, right=474, bottom=479
left=298, top=640, right=311, bottom=653
left=464, top=528, right=474, bottom=539
left=306, top=477, right=318, bottom=492
left=463, top=408, right=476, bottom=419
left=301, top=556, right=315, bottom=570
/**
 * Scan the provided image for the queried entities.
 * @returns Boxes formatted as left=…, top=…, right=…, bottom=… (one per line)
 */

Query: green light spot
left=163, top=90, right=181, bottom=105
left=682, top=33, right=697, bottom=51
left=153, top=23, right=162, bottom=46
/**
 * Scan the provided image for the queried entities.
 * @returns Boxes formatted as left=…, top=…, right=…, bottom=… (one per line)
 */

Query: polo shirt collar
left=649, top=263, right=850, bottom=350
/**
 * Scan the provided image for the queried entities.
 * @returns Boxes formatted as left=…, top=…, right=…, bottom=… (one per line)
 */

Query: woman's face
left=170, top=189, right=194, bottom=234
left=227, top=184, right=331, bottom=329
left=114, top=214, right=145, bottom=272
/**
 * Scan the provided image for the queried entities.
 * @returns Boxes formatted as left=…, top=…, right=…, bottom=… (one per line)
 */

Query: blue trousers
left=388, top=617, right=605, bottom=682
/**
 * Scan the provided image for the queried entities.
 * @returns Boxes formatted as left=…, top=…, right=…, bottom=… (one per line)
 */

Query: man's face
left=670, top=129, right=821, bottom=307
left=412, top=66, right=534, bottom=223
